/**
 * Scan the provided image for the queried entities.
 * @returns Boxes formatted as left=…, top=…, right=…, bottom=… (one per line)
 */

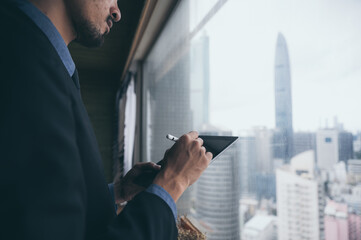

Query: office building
left=338, top=131, right=354, bottom=165
left=293, top=131, right=316, bottom=156
left=274, top=33, right=294, bottom=162
left=253, top=127, right=276, bottom=200
left=254, top=127, right=273, bottom=173
left=238, top=136, right=257, bottom=198
left=195, top=129, right=240, bottom=240
left=316, top=129, right=339, bottom=170
left=276, top=150, right=325, bottom=240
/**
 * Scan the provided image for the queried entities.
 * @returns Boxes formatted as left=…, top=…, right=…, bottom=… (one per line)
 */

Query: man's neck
left=28, top=0, right=76, bottom=45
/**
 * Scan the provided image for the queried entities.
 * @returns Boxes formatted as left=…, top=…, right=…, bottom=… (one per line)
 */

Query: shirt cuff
left=145, top=184, right=177, bottom=220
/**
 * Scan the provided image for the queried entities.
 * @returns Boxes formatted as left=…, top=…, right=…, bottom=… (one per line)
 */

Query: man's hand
left=114, top=162, right=161, bottom=204
left=153, top=131, right=213, bottom=202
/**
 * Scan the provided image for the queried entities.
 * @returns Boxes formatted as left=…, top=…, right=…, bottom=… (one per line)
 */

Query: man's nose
left=110, top=4, right=121, bottom=22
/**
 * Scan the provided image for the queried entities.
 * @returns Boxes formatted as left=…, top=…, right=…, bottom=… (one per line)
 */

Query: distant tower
left=274, top=33, right=294, bottom=162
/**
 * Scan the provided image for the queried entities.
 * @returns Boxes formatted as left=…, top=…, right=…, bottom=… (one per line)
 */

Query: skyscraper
left=338, top=131, right=354, bottom=165
left=293, top=132, right=317, bottom=157
left=238, top=136, right=257, bottom=198
left=195, top=127, right=240, bottom=240
left=316, top=129, right=339, bottom=170
left=274, top=33, right=293, bottom=163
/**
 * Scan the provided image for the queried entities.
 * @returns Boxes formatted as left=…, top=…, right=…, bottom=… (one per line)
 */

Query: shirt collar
left=15, top=0, right=76, bottom=77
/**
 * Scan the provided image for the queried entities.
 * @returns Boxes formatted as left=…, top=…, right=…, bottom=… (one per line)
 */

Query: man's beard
left=74, top=17, right=110, bottom=48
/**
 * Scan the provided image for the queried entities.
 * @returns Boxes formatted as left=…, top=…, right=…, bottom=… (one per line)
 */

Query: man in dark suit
left=0, top=0, right=213, bottom=239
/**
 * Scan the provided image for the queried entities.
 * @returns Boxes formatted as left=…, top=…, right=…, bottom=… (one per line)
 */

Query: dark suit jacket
left=0, top=1, right=177, bottom=239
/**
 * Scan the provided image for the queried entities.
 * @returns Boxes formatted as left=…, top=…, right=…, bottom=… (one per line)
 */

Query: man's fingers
left=196, top=137, right=203, bottom=146
left=187, top=131, right=199, bottom=140
left=134, top=162, right=161, bottom=170
left=205, top=151, right=213, bottom=162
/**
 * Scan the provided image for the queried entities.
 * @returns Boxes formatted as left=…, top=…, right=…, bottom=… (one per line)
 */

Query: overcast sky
left=191, top=0, right=361, bottom=134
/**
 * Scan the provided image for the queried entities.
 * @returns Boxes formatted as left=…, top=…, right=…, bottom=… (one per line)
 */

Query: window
left=141, top=0, right=361, bottom=239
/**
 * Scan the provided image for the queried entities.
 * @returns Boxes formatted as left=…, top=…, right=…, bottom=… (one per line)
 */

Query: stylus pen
left=166, top=134, right=179, bottom=142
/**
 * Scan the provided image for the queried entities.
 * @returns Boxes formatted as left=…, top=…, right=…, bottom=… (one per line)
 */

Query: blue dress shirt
left=15, top=0, right=177, bottom=220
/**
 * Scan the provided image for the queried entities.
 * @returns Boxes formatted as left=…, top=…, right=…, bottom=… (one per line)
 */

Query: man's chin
left=75, top=35, right=105, bottom=48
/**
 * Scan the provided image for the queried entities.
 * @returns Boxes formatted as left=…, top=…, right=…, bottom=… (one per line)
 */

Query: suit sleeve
left=105, top=192, right=178, bottom=240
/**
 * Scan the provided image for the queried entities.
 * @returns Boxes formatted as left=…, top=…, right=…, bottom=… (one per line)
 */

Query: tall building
left=293, top=132, right=316, bottom=156
left=254, top=127, right=273, bottom=174
left=276, top=150, right=325, bottom=240
left=316, top=129, right=354, bottom=170
left=238, top=136, right=257, bottom=198
left=253, top=127, right=276, bottom=200
left=195, top=128, right=240, bottom=240
left=316, top=129, right=339, bottom=170
left=338, top=131, right=354, bottom=165
left=274, top=33, right=294, bottom=163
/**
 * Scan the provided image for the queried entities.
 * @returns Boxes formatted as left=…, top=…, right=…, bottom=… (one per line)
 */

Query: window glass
left=143, top=0, right=361, bottom=239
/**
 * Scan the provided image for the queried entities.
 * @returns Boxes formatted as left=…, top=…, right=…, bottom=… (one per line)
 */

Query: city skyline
left=190, top=0, right=361, bottom=133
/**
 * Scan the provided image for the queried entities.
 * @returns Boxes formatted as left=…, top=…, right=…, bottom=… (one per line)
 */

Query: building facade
left=276, top=151, right=325, bottom=240
left=195, top=130, right=240, bottom=240
left=316, top=129, right=339, bottom=170
left=274, top=33, right=294, bottom=163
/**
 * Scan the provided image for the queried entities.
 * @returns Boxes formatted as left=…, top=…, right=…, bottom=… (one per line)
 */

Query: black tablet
left=199, top=135, right=239, bottom=163
left=133, top=135, right=239, bottom=187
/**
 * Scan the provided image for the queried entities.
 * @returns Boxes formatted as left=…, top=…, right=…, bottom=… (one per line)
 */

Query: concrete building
left=293, top=132, right=316, bottom=156
left=276, top=150, right=325, bottom=240
left=238, top=136, right=257, bottom=198
left=254, top=127, right=273, bottom=174
left=324, top=201, right=349, bottom=240
left=316, top=129, right=339, bottom=170
left=242, top=215, right=277, bottom=240
left=252, top=127, right=276, bottom=200
left=338, top=131, right=354, bottom=165
left=274, top=33, right=294, bottom=163
left=195, top=128, right=240, bottom=240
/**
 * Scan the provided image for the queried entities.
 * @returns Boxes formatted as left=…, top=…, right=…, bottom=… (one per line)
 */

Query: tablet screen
left=199, top=135, right=239, bottom=162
